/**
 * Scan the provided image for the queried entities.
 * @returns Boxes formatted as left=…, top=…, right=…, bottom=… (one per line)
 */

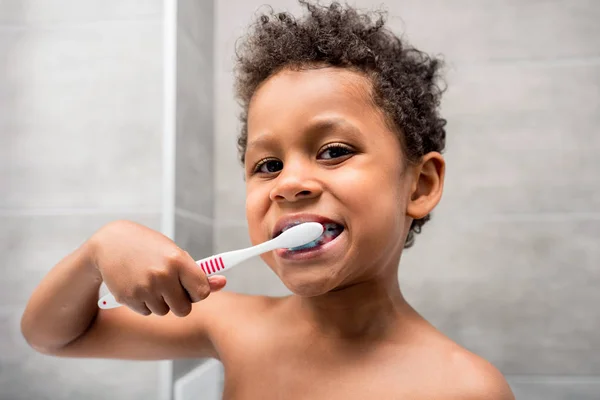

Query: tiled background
left=0, top=1, right=164, bottom=399
left=1, top=0, right=599, bottom=399
left=171, top=0, right=214, bottom=388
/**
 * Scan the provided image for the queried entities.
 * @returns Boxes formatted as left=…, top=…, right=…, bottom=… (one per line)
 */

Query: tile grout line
left=0, top=17, right=162, bottom=30
left=0, top=208, right=161, bottom=217
left=472, top=55, right=600, bottom=68
left=435, top=212, right=600, bottom=223
left=174, top=208, right=213, bottom=225
left=506, top=374, right=600, bottom=383
left=158, top=0, right=178, bottom=399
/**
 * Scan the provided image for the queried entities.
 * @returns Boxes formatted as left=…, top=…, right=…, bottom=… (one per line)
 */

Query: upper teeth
left=280, top=222, right=340, bottom=236
left=282, top=222, right=302, bottom=233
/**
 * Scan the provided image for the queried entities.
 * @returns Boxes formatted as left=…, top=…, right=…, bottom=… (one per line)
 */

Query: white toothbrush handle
left=98, top=293, right=121, bottom=309
left=200, top=240, right=277, bottom=275
left=97, top=242, right=278, bottom=309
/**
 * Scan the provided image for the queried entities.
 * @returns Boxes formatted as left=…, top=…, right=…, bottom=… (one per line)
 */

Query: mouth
left=272, top=214, right=345, bottom=254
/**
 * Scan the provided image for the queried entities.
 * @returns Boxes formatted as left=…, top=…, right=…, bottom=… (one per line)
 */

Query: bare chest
left=213, top=307, right=453, bottom=400
left=220, top=351, right=440, bottom=400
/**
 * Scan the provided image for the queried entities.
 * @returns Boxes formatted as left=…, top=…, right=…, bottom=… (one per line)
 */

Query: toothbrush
left=98, top=222, right=324, bottom=309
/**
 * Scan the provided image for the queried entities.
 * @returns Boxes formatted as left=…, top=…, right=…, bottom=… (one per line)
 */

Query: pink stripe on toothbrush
left=218, top=257, right=224, bottom=270
left=209, top=259, right=216, bottom=273
left=200, top=262, right=207, bottom=274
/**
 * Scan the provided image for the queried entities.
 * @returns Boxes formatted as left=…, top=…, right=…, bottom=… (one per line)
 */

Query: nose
left=269, top=160, right=322, bottom=203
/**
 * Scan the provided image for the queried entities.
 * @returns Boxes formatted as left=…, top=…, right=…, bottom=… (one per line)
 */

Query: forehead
left=246, top=67, right=386, bottom=137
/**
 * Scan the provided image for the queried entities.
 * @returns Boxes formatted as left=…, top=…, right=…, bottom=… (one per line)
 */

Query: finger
left=142, top=295, right=170, bottom=316
left=208, top=275, right=227, bottom=292
left=126, top=300, right=152, bottom=316
left=177, top=254, right=211, bottom=303
left=161, top=277, right=193, bottom=317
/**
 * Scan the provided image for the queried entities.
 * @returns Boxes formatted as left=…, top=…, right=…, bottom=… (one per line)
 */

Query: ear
left=406, top=152, right=445, bottom=219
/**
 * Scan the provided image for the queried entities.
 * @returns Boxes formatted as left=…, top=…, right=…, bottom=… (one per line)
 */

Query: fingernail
left=207, top=276, right=222, bottom=287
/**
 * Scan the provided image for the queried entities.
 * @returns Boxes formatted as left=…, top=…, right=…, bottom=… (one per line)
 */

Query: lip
left=271, top=213, right=344, bottom=239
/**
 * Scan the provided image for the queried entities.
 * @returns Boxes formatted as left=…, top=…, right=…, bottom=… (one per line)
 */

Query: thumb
left=207, top=275, right=227, bottom=292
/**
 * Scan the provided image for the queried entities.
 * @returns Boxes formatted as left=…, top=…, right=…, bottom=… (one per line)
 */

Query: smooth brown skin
left=21, top=67, right=514, bottom=399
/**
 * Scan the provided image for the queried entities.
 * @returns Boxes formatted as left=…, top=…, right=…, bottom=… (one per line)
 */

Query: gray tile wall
left=171, top=0, right=216, bottom=391
left=214, top=0, right=600, bottom=398
left=0, top=1, right=164, bottom=399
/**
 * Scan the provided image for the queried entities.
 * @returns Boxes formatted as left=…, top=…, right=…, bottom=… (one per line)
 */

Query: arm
left=20, top=221, right=226, bottom=360
left=37, top=301, right=221, bottom=360
left=21, top=241, right=103, bottom=354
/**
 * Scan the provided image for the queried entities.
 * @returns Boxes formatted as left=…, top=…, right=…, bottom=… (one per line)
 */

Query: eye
left=254, top=158, right=283, bottom=174
left=318, top=143, right=354, bottom=160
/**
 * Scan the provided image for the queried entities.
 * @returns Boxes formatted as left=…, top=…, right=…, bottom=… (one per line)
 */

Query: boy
left=21, top=2, right=515, bottom=399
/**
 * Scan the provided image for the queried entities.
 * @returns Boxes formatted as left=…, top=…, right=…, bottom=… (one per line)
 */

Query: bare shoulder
left=198, top=290, right=286, bottom=341
left=401, top=322, right=514, bottom=400
left=199, top=290, right=281, bottom=320
left=442, top=344, right=515, bottom=400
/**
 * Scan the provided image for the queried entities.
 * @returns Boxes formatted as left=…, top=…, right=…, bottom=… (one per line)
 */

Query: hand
left=89, top=220, right=226, bottom=316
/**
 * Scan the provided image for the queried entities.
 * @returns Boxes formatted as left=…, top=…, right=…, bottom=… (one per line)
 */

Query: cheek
left=336, top=162, right=405, bottom=213
left=245, top=183, right=271, bottom=245
left=334, top=164, right=407, bottom=244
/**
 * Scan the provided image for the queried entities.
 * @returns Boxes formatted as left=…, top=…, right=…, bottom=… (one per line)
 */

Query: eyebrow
left=245, top=134, right=277, bottom=152
left=306, top=118, right=363, bottom=138
left=246, top=117, right=363, bottom=151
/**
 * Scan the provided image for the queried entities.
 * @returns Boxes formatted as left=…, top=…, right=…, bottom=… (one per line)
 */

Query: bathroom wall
left=171, top=0, right=216, bottom=388
left=0, top=1, right=165, bottom=399
left=214, top=0, right=600, bottom=398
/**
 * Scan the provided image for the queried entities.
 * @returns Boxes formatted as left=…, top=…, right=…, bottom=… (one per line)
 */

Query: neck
left=292, top=272, right=416, bottom=341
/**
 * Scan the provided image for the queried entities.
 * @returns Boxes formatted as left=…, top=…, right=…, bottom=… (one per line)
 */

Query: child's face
left=244, top=67, right=417, bottom=296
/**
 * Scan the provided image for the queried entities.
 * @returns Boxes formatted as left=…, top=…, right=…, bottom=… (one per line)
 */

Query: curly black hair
left=234, top=0, right=447, bottom=248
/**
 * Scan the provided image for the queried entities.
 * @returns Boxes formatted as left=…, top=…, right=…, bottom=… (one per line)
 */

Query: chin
left=275, top=266, right=343, bottom=297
